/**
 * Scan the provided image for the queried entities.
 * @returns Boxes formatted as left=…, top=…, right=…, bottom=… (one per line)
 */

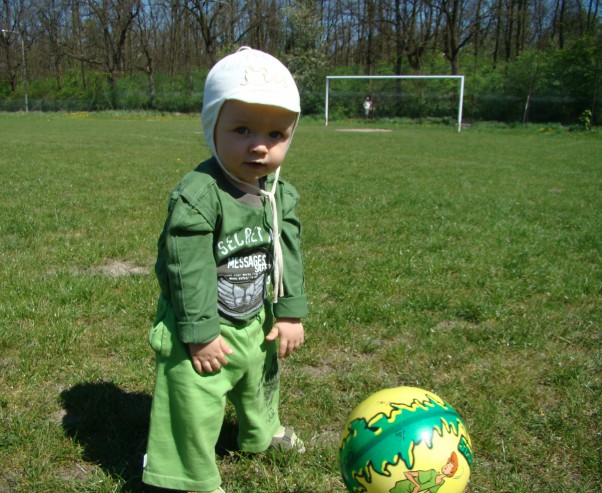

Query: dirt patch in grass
left=336, top=128, right=392, bottom=133
left=310, top=424, right=340, bottom=448
left=58, top=461, right=95, bottom=483
left=91, top=260, right=150, bottom=277
left=299, top=363, right=336, bottom=378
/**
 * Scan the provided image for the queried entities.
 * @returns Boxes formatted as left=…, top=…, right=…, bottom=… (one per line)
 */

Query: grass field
left=0, top=112, right=600, bottom=493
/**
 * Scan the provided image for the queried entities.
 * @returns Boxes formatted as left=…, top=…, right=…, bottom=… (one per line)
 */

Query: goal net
left=325, top=75, right=465, bottom=131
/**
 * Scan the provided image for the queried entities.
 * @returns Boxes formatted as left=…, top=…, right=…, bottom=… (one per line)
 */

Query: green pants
left=142, top=296, right=281, bottom=491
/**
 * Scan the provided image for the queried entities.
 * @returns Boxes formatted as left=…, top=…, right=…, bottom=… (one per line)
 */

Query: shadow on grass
left=60, top=381, right=239, bottom=492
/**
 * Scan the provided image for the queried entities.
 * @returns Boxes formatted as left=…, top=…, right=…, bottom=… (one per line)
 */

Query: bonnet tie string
left=216, top=162, right=285, bottom=303
left=259, top=171, right=284, bottom=303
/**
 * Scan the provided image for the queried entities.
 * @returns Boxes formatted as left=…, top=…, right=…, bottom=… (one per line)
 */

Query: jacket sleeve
left=272, top=184, right=309, bottom=320
left=161, top=188, right=221, bottom=345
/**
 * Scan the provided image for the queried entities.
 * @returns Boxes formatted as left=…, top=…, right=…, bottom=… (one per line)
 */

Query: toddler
left=142, top=47, right=308, bottom=493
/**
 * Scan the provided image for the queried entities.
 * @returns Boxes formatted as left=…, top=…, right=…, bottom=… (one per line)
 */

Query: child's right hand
left=188, top=336, right=233, bottom=375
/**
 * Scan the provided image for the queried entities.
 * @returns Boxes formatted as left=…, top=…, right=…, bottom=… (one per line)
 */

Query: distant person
left=363, top=96, right=373, bottom=119
left=142, top=47, right=308, bottom=493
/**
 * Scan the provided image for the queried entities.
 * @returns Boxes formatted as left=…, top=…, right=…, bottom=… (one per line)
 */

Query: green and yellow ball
left=339, top=386, right=473, bottom=493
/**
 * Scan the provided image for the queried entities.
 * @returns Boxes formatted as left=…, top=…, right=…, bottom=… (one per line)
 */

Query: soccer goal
left=325, top=75, right=465, bottom=132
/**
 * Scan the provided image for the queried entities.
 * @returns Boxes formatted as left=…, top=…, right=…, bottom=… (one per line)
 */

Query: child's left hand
left=265, top=318, right=304, bottom=359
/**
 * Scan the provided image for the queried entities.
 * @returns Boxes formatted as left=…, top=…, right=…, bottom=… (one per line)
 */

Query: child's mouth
left=245, top=162, right=265, bottom=169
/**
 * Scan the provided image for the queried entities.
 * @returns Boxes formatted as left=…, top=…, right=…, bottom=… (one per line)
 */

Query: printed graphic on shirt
left=217, top=226, right=269, bottom=257
left=217, top=248, right=272, bottom=318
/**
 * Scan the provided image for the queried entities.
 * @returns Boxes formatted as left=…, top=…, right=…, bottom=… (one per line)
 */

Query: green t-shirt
left=155, top=158, right=308, bottom=344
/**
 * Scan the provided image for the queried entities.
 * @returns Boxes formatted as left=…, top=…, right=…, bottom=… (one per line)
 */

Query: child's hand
left=188, top=336, right=233, bottom=375
left=265, top=318, right=304, bottom=359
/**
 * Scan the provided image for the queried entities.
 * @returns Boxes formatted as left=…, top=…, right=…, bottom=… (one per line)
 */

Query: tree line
left=1, top=0, right=600, bottom=124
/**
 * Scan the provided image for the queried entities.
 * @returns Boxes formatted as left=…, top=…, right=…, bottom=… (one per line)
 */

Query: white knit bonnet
left=201, top=47, right=300, bottom=302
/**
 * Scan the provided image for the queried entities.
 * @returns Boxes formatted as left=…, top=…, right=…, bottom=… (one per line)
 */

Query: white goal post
left=325, top=75, right=465, bottom=132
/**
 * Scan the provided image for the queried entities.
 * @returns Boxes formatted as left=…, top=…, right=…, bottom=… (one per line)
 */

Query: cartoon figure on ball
left=339, top=386, right=473, bottom=493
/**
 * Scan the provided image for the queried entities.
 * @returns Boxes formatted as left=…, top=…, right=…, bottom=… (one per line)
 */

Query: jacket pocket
left=148, top=296, right=175, bottom=358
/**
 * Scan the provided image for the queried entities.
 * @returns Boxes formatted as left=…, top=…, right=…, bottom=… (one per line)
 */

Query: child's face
left=214, top=100, right=297, bottom=185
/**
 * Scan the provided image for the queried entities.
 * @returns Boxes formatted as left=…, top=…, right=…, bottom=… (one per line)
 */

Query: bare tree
left=432, top=0, right=475, bottom=74
left=185, top=0, right=235, bottom=64
left=321, top=0, right=355, bottom=65
left=133, top=0, right=164, bottom=107
left=551, top=0, right=590, bottom=47
left=244, top=0, right=284, bottom=53
left=585, top=0, right=599, bottom=31
left=392, top=0, right=441, bottom=72
left=84, top=0, right=140, bottom=97
left=33, top=0, right=68, bottom=89
left=1, top=0, right=28, bottom=92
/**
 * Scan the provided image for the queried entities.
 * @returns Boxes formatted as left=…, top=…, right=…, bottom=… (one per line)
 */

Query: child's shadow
left=60, top=382, right=238, bottom=492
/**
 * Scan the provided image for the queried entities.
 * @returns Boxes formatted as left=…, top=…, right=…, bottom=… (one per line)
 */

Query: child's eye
left=269, top=131, right=285, bottom=139
left=234, top=127, right=250, bottom=135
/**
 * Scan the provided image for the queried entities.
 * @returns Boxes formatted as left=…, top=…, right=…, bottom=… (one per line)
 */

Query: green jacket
left=155, top=158, right=308, bottom=344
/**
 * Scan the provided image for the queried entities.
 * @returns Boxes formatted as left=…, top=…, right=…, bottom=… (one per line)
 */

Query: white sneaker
left=270, top=426, right=306, bottom=454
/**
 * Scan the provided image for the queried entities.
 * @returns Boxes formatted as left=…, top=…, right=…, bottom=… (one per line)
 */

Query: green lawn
left=0, top=112, right=600, bottom=492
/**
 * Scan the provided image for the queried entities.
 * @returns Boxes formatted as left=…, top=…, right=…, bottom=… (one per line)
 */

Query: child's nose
left=249, top=139, right=268, bottom=154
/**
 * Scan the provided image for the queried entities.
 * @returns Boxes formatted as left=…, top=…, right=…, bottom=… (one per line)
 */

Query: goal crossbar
left=325, top=75, right=465, bottom=132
